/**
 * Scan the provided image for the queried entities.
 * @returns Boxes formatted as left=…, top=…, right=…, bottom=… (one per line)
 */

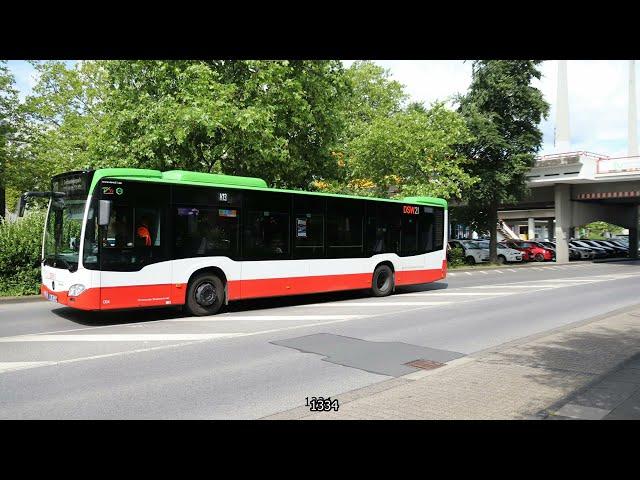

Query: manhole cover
left=404, top=359, right=445, bottom=370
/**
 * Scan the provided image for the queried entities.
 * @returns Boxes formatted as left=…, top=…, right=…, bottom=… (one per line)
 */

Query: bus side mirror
left=98, top=200, right=112, bottom=226
left=16, top=195, right=27, bottom=217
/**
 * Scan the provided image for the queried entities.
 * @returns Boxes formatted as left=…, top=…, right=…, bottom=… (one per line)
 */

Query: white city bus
left=22, top=168, right=447, bottom=316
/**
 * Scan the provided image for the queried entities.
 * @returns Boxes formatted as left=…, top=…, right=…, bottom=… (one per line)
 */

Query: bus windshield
left=43, top=172, right=91, bottom=271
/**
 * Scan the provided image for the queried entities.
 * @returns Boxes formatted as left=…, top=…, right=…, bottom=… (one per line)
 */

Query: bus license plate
left=45, top=292, right=57, bottom=303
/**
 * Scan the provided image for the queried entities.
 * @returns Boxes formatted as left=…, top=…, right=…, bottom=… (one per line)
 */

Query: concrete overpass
left=498, top=151, right=640, bottom=262
left=498, top=60, right=639, bottom=263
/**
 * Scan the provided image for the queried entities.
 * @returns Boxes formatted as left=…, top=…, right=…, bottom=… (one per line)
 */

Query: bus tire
left=185, top=272, right=225, bottom=316
left=371, top=265, right=394, bottom=297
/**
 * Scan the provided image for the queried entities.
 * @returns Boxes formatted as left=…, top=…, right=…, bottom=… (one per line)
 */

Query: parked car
left=569, top=240, right=608, bottom=259
left=476, top=240, right=524, bottom=263
left=576, top=239, right=619, bottom=257
left=536, top=240, right=580, bottom=260
left=448, top=240, right=489, bottom=264
left=500, top=240, right=555, bottom=262
left=588, top=239, right=628, bottom=256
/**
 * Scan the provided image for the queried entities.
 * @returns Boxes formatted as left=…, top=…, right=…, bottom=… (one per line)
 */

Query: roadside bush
left=447, top=246, right=465, bottom=268
left=0, top=211, right=46, bottom=296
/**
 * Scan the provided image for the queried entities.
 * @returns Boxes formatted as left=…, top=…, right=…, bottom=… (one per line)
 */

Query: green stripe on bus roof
left=89, top=168, right=447, bottom=209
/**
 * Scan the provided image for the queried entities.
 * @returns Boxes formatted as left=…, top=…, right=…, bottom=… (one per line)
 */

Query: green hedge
left=0, top=211, right=46, bottom=296
left=447, top=246, right=466, bottom=268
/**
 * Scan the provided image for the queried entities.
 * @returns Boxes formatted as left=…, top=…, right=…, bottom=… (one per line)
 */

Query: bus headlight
left=68, top=284, right=86, bottom=297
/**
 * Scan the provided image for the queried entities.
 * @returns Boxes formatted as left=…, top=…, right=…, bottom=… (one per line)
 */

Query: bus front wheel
left=371, top=265, right=394, bottom=297
left=185, top=273, right=225, bottom=316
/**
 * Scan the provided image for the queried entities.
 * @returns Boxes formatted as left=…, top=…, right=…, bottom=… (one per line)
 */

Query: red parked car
left=499, top=240, right=555, bottom=262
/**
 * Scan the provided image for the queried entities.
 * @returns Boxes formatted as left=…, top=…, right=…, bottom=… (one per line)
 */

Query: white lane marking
left=166, top=315, right=362, bottom=322
left=480, top=271, right=488, bottom=275
left=539, top=279, right=598, bottom=283
left=470, top=285, right=551, bottom=289
left=0, top=361, right=57, bottom=373
left=508, top=269, right=517, bottom=272
left=465, top=272, right=472, bottom=276
left=448, top=273, right=456, bottom=276
left=295, top=301, right=452, bottom=307
left=398, top=291, right=514, bottom=297
left=494, top=270, right=504, bottom=274
left=0, top=333, right=241, bottom=343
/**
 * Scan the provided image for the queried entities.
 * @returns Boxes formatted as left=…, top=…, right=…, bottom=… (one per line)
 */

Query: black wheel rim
left=376, top=270, right=391, bottom=291
left=194, top=281, right=217, bottom=307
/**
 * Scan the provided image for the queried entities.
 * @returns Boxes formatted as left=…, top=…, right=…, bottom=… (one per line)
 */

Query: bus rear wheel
left=185, top=273, right=225, bottom=316
left=371, top=265, right=394, bottom=297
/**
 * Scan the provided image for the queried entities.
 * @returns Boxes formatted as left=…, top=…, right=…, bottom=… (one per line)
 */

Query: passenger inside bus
left=136, top=215, right=152, bottom=247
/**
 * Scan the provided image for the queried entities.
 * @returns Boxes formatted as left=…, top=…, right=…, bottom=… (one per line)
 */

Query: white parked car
left=477, top=240, right=524, bottom=263
left=448, top=240, right=490, bottom=264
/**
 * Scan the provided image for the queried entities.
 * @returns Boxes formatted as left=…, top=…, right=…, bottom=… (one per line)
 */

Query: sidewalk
left=542, top=352, right=640, bottom=420
left=265, top=303, right=640, bottom=420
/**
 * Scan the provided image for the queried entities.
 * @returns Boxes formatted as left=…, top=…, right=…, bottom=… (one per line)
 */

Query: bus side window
left=174, top=207, right=239, bottom=258
left=326, top=198, right=364, bottom=258
left=433, top=207, right=444, bottom=250
left=420, top=207, right=435, bottom=254
left=243, top=191, right=291, bottom=260
left=293, top=195, right=325, bottom=259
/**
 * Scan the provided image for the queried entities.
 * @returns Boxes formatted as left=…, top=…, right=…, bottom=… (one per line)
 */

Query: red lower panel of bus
left=40, top=266, right=446, bottom=311
left=233, top=272, right=374, bottom=300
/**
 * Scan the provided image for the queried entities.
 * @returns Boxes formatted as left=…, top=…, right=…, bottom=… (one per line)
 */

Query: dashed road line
left=166, top=315, right=363, bottom=322
left=0, top=333, right=242, bottom=343
left=295, top=301, right=452, bottom=307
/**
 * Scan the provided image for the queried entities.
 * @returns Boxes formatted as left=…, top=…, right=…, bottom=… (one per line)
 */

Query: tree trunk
left=0, top=185, right=5, bottom=221
left=489, top=200, right=498, bottom=263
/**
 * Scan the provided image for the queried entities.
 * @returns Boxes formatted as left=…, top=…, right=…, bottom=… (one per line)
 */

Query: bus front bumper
left=40, top=283, right=100, bottom=311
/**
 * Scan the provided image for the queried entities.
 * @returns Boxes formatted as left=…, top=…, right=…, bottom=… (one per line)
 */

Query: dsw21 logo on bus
left=403, top=205, right=420, bottom=215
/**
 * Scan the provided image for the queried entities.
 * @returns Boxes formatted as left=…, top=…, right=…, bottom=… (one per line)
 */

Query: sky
left=6, top=60, right=639, bottom=158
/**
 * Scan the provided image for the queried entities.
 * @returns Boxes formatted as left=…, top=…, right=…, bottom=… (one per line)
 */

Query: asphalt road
left=1, top=260, right=639, bottom=419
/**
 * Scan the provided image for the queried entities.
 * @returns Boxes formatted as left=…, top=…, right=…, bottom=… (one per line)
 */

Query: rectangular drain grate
left=405, top=359, right=446, bottom=370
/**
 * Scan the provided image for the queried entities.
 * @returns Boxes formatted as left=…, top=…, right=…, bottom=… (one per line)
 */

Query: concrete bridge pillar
left=547, top=219, right=555, bottom=240
left=528, top=217, right=535, bottom=240
left=630, top=206, right=639, bottom=259
left=554, top=184, right=572, bottom=263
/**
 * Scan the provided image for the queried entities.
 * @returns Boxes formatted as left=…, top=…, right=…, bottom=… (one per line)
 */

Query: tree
left=458, top=61, right=549, bottom=262
left=346, top=102, right=477, bottom=199
left=4, top=60, right=107, bottom=210
left=0, top=61, right=19, bottom=219
left=94, top=60, right=350, bottom=189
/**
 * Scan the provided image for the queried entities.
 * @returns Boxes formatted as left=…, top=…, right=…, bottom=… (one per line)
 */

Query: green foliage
left=457, top=60, right=549, bottom=260
left=0, top=211, right=46, bottom=296
left=346, top=102, right=477, bottom=199
left=1, top=60, right=20, bottom=218
left=579, top=221, right=624, bottom=239
left=92, top=60, right=349, bottom=189
left=448, top=246, right=465, bottom=267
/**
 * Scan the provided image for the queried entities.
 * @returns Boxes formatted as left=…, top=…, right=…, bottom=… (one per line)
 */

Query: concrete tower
left=555, top=60, right=571, bottom=152
left=629, top=60, right=638, bottom=156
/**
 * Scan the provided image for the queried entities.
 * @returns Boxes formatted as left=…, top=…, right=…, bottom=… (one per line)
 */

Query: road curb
left=0, top=295, right=43, bottom=305
left=449, top=261, right=576, bottom=273
left=593, top=257, right=640, bottom=264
